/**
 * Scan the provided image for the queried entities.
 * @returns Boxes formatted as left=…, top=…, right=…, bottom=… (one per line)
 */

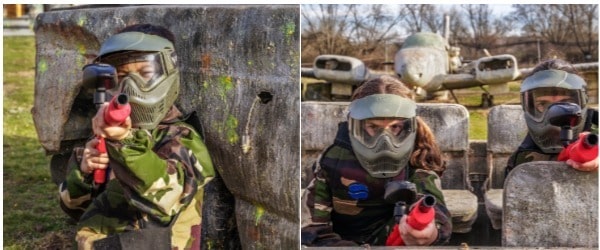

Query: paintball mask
left=348, top=94, right=417, bottom=178
left=96, top=31, right=180, bottom=130
left=521, top=69, right=588, bottom=153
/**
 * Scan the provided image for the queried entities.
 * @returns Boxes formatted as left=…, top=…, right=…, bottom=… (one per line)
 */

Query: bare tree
left=511, top=5, right=570, bottom=45
left=301, top=4, right=407, bottom=64
left=301, top=4, right=355, bottom=58
left=402, top=4, right=428, bottom=33
left=348, top=5, right=403, bottom=56
left=459, top=4, right=510, bottom=56
left=446, top=6, right=470, bottom=46
left=559, top=4, right=598, bottom=60
left=401, top=4, right=444, bottom=34
left=511, top=4, right=598, bottom=61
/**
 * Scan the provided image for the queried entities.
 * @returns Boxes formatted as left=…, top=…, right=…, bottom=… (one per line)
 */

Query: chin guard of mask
left=119, top=71, right=180, bottom=130
left=97, top=50, right=179, bottom=130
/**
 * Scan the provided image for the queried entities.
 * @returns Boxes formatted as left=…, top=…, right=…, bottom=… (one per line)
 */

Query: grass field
left=452, top=84, right=521, bottom=140
left=3, top=36, right=75, bottom=249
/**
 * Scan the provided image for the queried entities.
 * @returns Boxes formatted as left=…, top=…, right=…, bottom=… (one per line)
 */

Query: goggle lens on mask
left=99, top=51, right=167, bottom=91
left=351, top=118, right=413, bottom=148
left=523, top=87, right=584, bottom=122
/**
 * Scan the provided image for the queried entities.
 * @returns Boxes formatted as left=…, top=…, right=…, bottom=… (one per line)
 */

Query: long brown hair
left=351, top=75, right=446, bottom=176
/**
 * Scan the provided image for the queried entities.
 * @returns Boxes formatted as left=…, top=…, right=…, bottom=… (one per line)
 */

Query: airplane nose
left=400, top=66, right=425, bottom=87
left=413, top=73, right=423, bottom=80
left=396, top=56, right=432, bottom=88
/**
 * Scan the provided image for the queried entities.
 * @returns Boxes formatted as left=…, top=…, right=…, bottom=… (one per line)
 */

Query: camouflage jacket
left=506, top=108, right=598, bottom=176
left=59, top=106, right=215, bottom=249
left=301, top=122, right=452, bottom=246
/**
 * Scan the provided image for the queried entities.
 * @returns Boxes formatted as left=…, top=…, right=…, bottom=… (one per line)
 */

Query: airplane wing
left=440, top=74, right=488, bottom=90
left=301, top=53, right=598, bottom=103
left=440, top=61, right=598, bottom=91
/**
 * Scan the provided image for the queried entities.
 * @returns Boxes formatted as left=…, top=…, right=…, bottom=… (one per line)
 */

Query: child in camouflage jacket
left=59, top=24, right=214, bottom=250
left=301, top=75, right=452, bottom=246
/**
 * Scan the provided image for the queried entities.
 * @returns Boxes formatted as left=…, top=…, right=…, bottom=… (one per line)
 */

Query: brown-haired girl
left=302, top=75, right=452, bottom=246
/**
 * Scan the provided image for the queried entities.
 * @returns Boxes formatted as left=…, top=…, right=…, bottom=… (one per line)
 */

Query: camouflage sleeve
left=59, top=147, right=93, bottom=221
left=410, top=169, right=452, bottom=245
left=301, top=160, right=358, bottom=246
left=106, top=122, right=215, bottom=224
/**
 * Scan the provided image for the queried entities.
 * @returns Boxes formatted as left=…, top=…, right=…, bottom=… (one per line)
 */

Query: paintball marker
left=557, top=134, right=598, bottom=163
left=546, top=103, right=598, bottom=163
left=383, top=181, right=436, bottom=246
left=82, top=63, right=131, bottom=185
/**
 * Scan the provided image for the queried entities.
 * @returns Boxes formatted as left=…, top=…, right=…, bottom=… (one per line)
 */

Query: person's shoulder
left=322, top=144, right=354, bottom=160
left=158, top=121, right=202, bottom=139
left=410, top=168, right=441, bottom=180
left=172, top=121, right=196, bottom=129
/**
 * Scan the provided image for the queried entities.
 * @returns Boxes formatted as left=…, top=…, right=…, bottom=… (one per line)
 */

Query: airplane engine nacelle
left=312, top=54, right=368, bottom=85
left=474, top=54, right=519, bottom=85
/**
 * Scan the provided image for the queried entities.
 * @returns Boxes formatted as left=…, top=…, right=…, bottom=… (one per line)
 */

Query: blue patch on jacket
left=348, top=183, right=369, bottom=200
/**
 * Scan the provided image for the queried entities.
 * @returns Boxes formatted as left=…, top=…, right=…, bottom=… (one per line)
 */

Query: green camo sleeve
left=301, top=159, right=358, bottom=246
left=59, top=148, right=93, bottom=220
left=409, top=169, right=453, bottom=245
left=106, top=122, right=215, bottom=222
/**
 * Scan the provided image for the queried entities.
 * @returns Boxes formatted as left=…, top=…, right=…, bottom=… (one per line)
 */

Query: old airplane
left=301, top=32, right=599, bottom=107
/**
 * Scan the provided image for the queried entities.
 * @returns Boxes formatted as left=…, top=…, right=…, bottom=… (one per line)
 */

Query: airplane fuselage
left=394, top=32, right=449, bottom=92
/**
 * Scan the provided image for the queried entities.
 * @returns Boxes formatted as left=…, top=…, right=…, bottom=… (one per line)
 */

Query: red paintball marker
left=385, top=195, right=436, bottom=246
left=94, top=93, right=131, bottom=184
left=383, top=181, right=437, bottom=246
left=82, top=63, right=131, bottom=185
left=557, top=133, right=598, bottom=162
left=546, top=102, right=598, bottom=163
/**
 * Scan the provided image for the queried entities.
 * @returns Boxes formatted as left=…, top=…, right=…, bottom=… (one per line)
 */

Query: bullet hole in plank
left=258, top=91, right=273, bottom=104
